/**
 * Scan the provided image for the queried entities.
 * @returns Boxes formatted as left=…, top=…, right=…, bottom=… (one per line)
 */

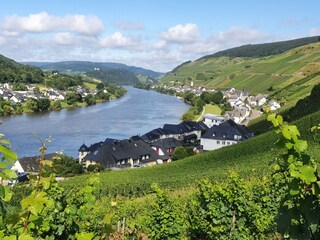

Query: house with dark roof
left=141, top=121, right=208, bottom=144
left=203, top=114, right=225, bottom=128
left=150, top=138, right=182, bottom=163
left=200, top=120, right=254, bottom=151
left=82, top=139, right=159, bottom=169
left=141, top=127, right=177, bottom=143
left=11, top=153, right=61, bottom=174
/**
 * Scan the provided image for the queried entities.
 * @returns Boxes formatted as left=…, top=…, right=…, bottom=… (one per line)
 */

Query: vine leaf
left=293, top=140, right=308, bottom=153
left=21, top=191, right=54, bottom=215
left=0, top=145, right=18, bottom=162
left=299, top=166, right=317, bottom=184
left=75, top=232, right=94, bottom=240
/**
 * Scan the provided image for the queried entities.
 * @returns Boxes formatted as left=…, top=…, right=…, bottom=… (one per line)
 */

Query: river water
left=0, top=87, right=189, bottom=158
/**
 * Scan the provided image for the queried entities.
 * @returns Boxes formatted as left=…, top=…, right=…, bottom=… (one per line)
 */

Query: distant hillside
left=0, top=54, right=44, bottom=83
left=25, top=61, right=164, bottom=79
left=201, top=36, right=320, bottom=59
left=161, top=40, right=320, bottom=106
left=86, top=69, right=140, bottom=85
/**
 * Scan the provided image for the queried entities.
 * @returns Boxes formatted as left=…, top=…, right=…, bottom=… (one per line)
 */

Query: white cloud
left=0, top=12, right=104, bottom=36
left=53, top=32, right=76, bottom=45
left=309, top=28, right=320, bottom=36
left=216, top=26, right=267, bottom=44
left=115, top=21, right=144, bottom=30
left=161, top=23, right=199, bottom=43
left=153, top=40, right=167, bottom=50
left=0, top=36, right=6, bottom=46
left=100, top=32, right=141, bottom=50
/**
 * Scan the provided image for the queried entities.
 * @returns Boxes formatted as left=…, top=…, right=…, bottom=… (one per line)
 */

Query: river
left=0, top=86, right=189, bottom=158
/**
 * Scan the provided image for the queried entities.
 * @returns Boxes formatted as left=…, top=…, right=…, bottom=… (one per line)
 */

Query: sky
left=0, top=0, right=319, bottom=72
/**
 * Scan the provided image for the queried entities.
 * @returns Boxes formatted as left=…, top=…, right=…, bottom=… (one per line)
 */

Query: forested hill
left=0, top=54, right=44, bottom=83
left=201, top=36, right=320, bottom=59
left=25, top=61, right=163, bottom=79
left=85, top=68, right=140, bottom=85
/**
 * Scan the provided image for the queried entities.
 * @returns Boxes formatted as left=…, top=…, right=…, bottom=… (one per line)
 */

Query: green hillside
left=61, top=109, right=320, bottom=197
left=202, top=36, right=320, bottom=58
left=0, top=54, right=44, bottom=83
left=85, top=68, right=140, bottom=85
left=160, top=41, right=320, bottom=101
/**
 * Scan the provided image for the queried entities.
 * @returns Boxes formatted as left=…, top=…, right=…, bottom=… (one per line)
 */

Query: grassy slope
left=161, top=42, right=320, bottom=99
left=61, top=110, right=320, bottom=197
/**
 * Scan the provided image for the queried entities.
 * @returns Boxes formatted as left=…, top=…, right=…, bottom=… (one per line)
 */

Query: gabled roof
left=141, top=128, right=175, bottom=142
left=163, top=121, right=208, bottom=134
left=202, top=120, right=253, bottom=141
left=87, top=141, right=103, bottom=152
left=19, top=153, right=59, bottom=173
left=85, top=139, right=158, bottom=168
left=150, top=138, right=182, bottom=149
left=78, top=144, right=89, bottom=152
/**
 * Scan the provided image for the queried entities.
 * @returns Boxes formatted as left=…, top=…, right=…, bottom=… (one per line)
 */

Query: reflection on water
left=0, top=87, right=189, bottom=158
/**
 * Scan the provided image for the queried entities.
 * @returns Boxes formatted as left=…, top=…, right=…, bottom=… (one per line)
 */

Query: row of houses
left=76, top=116, right=253, bottom=170
left=7, top=114, right=254, bottom=176
left=0, top=83, right=101, bottom=104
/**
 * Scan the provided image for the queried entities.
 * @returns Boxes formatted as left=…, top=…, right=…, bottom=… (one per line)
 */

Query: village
left=0, top=82, right=98, bottom=104
left=9, top=81, right=282, bottom=177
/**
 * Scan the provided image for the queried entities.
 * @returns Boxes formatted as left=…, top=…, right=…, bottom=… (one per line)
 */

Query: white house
left=203, top=114, right=225, bottom=128
left=200, top=119, right=254, bottom=151
left=268, top=100, right=281, bottom=111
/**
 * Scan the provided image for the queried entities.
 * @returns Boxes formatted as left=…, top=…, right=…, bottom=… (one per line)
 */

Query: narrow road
left=196, top=106, right=206, bottom=122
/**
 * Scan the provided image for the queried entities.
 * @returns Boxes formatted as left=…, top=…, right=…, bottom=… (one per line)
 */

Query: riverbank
left=0, top=83, right=126, bottom=117
left=0, top=86, right=189, bottom=158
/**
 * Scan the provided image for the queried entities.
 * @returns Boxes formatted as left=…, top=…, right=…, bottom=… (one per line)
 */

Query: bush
left=87, top=164, right=104, bottom=172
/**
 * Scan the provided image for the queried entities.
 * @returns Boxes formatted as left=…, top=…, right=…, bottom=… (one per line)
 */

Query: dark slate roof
left=202, top=119, right=254, bottom=141
left=19, top=153, right=59, bottom=173
left=85, top=139, right=158, bottom=168
left=87, top=141, right=103, bottom=152
left=78, top=144, right=89, bottom=152
left=151, top=138, right=182, bottom=149
left=141, top=128, right=175, bottom=142
left=163, top=121, right=208, bottom=134
left=130, top=135, right=144, bottom=141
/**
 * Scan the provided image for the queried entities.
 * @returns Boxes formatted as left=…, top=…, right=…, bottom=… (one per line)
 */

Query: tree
left=172, top=146, right=194, bottom=160
left=84, top=94, right=96, bottom=105
left=51, top=155, right=84, bottom=176
left=196, top=98, right=206, bottom=114
left=211, top=91, right=224, bottom=104
left=96, top=82, right=105, bottom=90
left=50, top=100, right=62, bottom=111
left=181, top=110, right=195, bottom=122
left=65, top=92, right=82, bottom=105
left=26, top=98, right=39, bottom=112
left=37, top=99, right=50, bottom=112
left=200, top=91, right=211, bottom=104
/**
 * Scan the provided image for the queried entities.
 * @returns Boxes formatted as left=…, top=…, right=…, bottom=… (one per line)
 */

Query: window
left=146, top=155, right=149, bottom=159
left=222, top=141, right=226, bottom=145
left=227, top=142, right=230, bottom=145
left=217, top=141, right=220, bottom=144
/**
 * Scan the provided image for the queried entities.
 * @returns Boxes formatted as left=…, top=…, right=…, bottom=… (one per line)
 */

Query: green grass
left=84, top=82, right=97, bottom=89
left=60, top=110, right=320, bottom=197
left=204, top=104, right=222, bottom=115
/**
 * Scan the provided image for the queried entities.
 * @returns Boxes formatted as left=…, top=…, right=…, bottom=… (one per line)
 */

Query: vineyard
left=60, top=110, right=320, bottom=198
left=1, top=111, right=320, bottom=239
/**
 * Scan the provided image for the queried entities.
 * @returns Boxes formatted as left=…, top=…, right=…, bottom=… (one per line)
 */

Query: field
left=60, top=110, right=320, bottom=197
left=161, top=42, right=320, bottom=98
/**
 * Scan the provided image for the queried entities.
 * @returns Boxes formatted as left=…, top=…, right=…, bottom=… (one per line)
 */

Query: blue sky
left=0, top=0, right=319, bottom=72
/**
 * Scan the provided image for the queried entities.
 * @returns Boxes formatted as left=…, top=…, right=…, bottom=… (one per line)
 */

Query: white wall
left=11, top=161, right=25, bottom=173
left=201, top=138, right=238, bottom=151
